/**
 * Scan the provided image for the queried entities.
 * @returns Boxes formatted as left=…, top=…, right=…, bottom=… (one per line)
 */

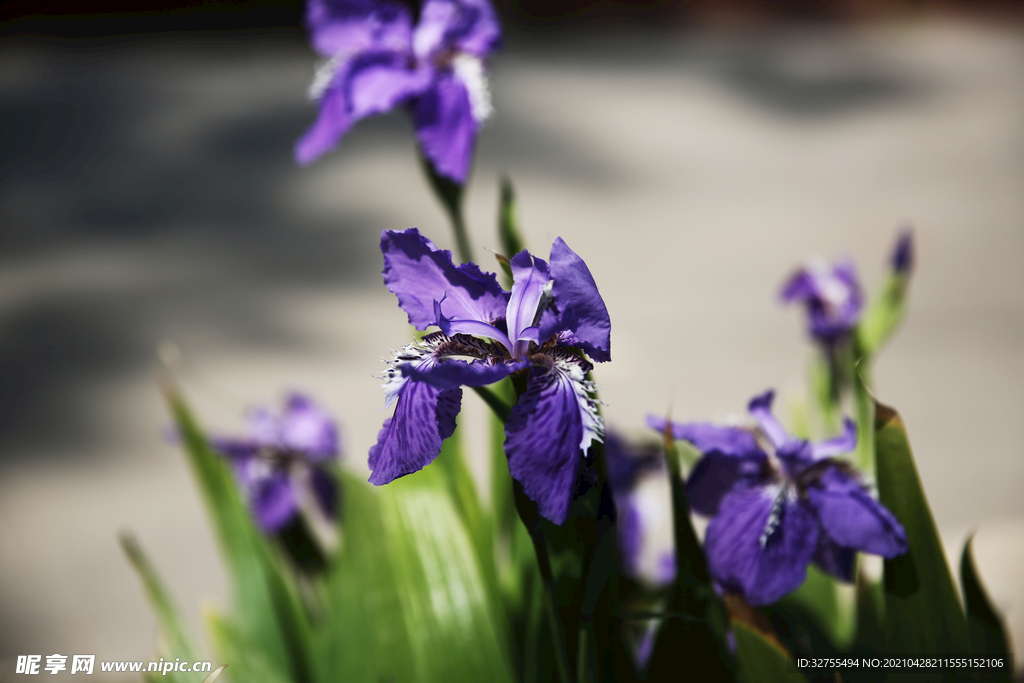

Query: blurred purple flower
left=295, top=0, right=501, bottom=182
left=605, top=433, right=666, bottom=579
left=781, top=258, right=863, bottom=344
left=370, top=227, right=611, bottom=524
left=647, top=390, right=906, bottom=606
left=211, top=393, right=340, bottom=533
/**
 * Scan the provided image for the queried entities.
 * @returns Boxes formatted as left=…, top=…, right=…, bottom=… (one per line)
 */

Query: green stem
left=450, top=208, right=474, bottom=265
left=533, top=532, right=572, bottom=683
left=472, top=385, right=511, bottom=423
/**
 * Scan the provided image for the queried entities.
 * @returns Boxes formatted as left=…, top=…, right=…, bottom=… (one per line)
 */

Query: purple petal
left=251, top=470, right=298, bottom=533
left=413, top=0, right=501, bottom=59
left=813, top=534, right=856, bottom=583
left=413, top=71, right=476, bottom=183
left=403, top=357, right=524, bottom=390
left=345, top=51, right=431, bottom=119
left=506, top=251, right=551, bottom=343
left=280, top=393, right=340, bottom=461
left=538, top=238, right=611, bottom=362
left=646, top=415, right=762, bottom=459
left=810, top=418, right=857, bottom=460
left=295, top=82, right=355, bottom=166
left=746, top=390, right=793, bottom=450
left=434, top=304, right=514, bottom=354
left=209, top=436, right=259, bottom=463
left=369, top=377, right=462, bottom=485
left=686, top=453, right=764, bottom=517
left=381, top=228, right=508, bottom=329
left=306, top=0, right=413, bottom=57
left=704, top=485, right=820, bottom=606
left=805, top=467, right=908, bottom=558
left=604, top=431, right=661, bottom=492
left=505, top=363, right=601, bottom=525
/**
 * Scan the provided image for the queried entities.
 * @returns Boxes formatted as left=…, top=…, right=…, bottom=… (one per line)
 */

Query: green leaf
left=320, top=469, right=514, bottom=683
left=874, top=401, right=969, bottom=658
left=120, top=532, right=201, bottom=683
left=960, top=536, right=1011, bottom=682
left=733, top=623, right=809, bottom=683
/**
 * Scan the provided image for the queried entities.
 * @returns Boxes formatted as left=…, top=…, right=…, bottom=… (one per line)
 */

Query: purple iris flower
left=211, top=393, right=340, bottom=533
left=647, top=390, right=907, bottom=606
left=781, top=257, right=863, bottom=344
left=295, top=0, right=501, bottom=183
left=370, top=228, right=611, bottom=524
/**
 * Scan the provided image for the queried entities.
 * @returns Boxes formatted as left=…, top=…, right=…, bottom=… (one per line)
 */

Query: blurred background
left=1, top=0, right=1022, bottom=678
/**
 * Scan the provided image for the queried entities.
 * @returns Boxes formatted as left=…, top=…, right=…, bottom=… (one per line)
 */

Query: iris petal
left=506, top=251, right=550, bottom=343
left=403, top=356, right=524, bottom=390
left=538, top=238, right=611, bottom=362
left=413, top=72, right=476, bottom=183
left=505, top=360, right=602, bottom=524
left=369, top=377, right=462, bottom=485
left=382, top=228, right=508, bottom=329
left=251, top=469, right=298, bottom=533
left=281, top=393, right=340, bottom=461
left=306, top=0, right=413, bottom=57
left=704, top=485, right=819, bottom=606
left=805, top=467, right=907, bottom=558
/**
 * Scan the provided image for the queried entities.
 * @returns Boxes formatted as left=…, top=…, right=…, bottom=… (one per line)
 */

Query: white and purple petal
left=537, top=238, right=611, bottom=362
left=369, top=378, right=462, bottom=485
left=381, top=228, right=508, bottom=329
left=804, top=467, right=907, bottom=558
left=704, top=485, right=820, bottom=606
left=505, top=357, right=603, bottom=524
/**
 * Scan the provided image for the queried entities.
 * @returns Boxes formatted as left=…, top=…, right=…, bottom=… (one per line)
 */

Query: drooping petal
left=505, top=358, right=603, bottom=524
left=413, top=71, right=476, bottom=183
left=413, top=0, right=501, bottom=60
left=538, top=238, right=611, bottom=362
left=295, top=80, right=354, bottom=165
left=306, top=0, right=413, bottom=57
left=250, top=469, right=298, bottom=532
left=434, top=300, right=514, bottom=354
left=747, top=390, right=792, bottom=450
left=506, top=251, right=551, bottom=343
left=345, top=51, right=432, bottom=119
left=805, top=467, right=907, bottom=558
left=704, top=485, right=820, bottom=606
left=813, top=533, right=856, bottom=583
left=646, top=416, right=761, bottom=459
left=781, top=259, right=863, bottom=341
left=369, top=376, right=462, bottom=485
left=381, top=228, right=508, bottom=328
left=281, top=393, right=340, bottom=461
left=209, top=436, right=259, bottom=463
left=403, top=356, right=524, bottom=390
left=810, top=418, right=857, bottom=460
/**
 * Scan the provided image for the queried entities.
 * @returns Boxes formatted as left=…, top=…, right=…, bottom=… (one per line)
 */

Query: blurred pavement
left=0, top=18, right=1022, bottom=673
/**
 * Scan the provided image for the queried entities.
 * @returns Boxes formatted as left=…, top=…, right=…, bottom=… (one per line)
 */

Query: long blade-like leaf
left=960, top=536, right=1011, bottom=683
